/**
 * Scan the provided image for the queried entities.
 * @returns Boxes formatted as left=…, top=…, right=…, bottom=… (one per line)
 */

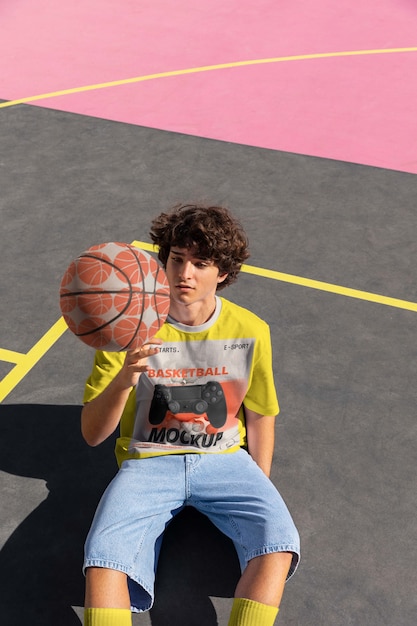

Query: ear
left=217, top=272, right=228, bottom=285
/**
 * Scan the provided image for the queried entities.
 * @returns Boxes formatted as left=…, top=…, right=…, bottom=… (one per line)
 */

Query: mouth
left=175, top=283, right=194, bottom=291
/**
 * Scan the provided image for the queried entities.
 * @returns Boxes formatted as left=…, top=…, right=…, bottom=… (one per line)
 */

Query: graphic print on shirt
left=149, top=381, right=227, bottom=428
left=130, top=338, right=255, bottom=454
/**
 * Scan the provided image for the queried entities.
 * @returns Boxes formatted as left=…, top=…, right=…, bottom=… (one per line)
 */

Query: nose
left=179, top=261, right=194, bottom=280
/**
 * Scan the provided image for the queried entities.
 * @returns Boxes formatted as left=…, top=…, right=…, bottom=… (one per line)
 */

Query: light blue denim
left=84, top=449, right=300, bottom=612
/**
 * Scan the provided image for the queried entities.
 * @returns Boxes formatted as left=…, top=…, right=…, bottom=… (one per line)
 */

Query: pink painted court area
left=2, top=0, right=417, bottom=173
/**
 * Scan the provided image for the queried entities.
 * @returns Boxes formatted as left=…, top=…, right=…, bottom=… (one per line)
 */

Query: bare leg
left=85, top=567, right=131, bottom=609
left=234, top=552, right=293, bottom=607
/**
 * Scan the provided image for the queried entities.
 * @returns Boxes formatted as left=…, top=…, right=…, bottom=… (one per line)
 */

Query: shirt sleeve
left=83, top=350, right=126, bottom=403
left=243, top=322, right=279, bottom=416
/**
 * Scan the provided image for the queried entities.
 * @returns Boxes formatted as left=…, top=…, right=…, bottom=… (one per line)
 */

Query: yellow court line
left=131, top=241, right=156, bottom=252
left=1, top=240, right=417, bottom=402
left=1, top=46, right=416, bottom=109
left=241, top=265, right=417, bottom=312
left=0, top=317, right=68, bottom=403
left=0, top=348, right=26, bottom=364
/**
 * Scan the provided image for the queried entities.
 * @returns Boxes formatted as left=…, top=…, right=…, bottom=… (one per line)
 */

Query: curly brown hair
left=149, top=203, right=250, bottom=290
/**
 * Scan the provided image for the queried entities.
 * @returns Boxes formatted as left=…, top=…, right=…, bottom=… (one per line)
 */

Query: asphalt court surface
left=1, top=104, right=417, bottom=625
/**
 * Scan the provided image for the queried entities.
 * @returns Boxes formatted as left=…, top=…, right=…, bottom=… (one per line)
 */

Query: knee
left=248, top=552, right=294, bottom=585
left=85, top=567, right=130, bottom=609
left=260, top=551, right=293, bottom=572
left=235, top=552, right=294, bottom=607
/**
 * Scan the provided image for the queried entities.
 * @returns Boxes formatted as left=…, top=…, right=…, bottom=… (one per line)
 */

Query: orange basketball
left=59, top=242, right=170, bottom=351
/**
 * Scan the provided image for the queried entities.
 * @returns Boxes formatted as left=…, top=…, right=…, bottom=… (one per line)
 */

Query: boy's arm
left=244, top=408, right=276, bottom=477
left=81, top=341, right=161, bottom=447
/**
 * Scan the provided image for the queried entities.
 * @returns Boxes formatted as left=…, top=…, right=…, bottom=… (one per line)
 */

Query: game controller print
left=149, top=381, right=227, bottom=428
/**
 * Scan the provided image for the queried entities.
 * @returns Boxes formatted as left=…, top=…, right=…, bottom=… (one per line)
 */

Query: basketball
left=59, top=242, right=170, bottom=351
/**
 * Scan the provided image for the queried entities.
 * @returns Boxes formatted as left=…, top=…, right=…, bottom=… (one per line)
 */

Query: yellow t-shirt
left=83, top=297, right=279, bottom=466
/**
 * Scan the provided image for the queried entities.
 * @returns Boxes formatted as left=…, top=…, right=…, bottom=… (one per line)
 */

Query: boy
left=82, top=204, right=300, bottom=626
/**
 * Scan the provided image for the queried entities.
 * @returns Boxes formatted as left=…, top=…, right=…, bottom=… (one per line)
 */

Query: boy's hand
left=118, top=338, right=163, bottom=389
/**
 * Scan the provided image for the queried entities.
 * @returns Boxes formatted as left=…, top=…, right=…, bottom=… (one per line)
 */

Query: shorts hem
left=83, top=558, right=131, bottom=577
left=245, top=544, right=300, bottom=580
left=83, top=559, right=154, bottom=612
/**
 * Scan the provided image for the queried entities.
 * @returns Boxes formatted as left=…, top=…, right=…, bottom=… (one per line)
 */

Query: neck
left=169, top=297, right=217, bottom=326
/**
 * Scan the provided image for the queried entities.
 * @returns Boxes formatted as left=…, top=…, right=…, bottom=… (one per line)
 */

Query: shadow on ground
left=0, top=405, right=239, bottom=625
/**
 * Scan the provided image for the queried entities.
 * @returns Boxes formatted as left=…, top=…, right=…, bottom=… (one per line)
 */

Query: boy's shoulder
left=219, top=297, right=270, bottom=329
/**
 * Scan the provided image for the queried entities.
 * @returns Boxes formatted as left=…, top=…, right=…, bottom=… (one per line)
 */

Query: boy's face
left=165, top=247, right=227, bottom=310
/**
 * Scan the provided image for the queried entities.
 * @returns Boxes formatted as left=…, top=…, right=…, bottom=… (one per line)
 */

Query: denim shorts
left=84, top=449, right=300, bottom=612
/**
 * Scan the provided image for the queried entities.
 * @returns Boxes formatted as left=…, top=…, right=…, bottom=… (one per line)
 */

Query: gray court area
left=1, top=103, right=417, bottom=625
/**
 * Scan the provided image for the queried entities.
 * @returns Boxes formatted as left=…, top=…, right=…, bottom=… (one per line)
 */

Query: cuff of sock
left=84, top=608, right=132, bottom=626
left=229, top=598, right=279, bottom=626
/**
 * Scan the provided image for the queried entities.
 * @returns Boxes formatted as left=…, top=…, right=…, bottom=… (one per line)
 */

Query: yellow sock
left=228, top=598, right=279, bottom=626
left=84, top=608, right=132, bottom=626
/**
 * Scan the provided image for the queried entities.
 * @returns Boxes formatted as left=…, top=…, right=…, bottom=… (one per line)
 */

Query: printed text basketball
left=59, top=242, right=170, bottom=351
